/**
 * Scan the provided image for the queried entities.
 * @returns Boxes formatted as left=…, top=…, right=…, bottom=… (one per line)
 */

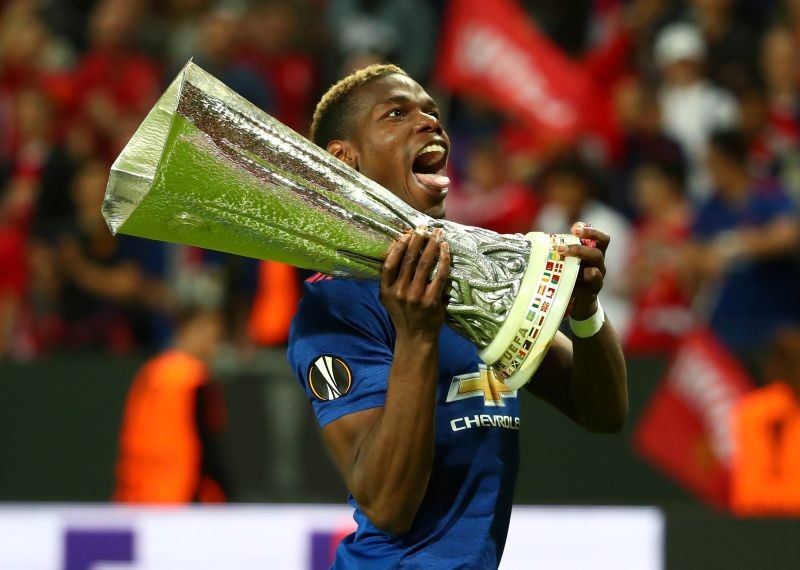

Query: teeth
left=418, top=143, right=446, bottom=157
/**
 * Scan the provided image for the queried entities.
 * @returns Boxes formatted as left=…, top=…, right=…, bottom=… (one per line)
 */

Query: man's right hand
left=380, top=226, right=451, bottom=340
left=321, top=225, right=451, bottom=534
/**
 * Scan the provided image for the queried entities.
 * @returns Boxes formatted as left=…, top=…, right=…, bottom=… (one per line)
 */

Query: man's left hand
left=557, top=222, right=610, bottom=321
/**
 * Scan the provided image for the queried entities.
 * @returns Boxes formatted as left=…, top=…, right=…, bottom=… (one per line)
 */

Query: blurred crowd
left=1, top=0, right=800, bottom=382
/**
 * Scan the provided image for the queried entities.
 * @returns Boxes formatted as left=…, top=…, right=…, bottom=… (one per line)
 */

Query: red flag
left=435, top=0, right=590, bottom=141
left=633, top=329, right=755, bottom=509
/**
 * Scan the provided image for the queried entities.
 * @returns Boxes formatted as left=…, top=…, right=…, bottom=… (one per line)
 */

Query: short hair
left=310, top=63, right=408, bottom=148
left=637, top=158, right=686, bottom=194
left=709, top=129, right=748, bottom=165
left=534, top=155, right=606, bottom=199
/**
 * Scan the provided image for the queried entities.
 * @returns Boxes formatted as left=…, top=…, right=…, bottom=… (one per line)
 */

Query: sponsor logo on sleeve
left=308, top=356, right=352, bottom=401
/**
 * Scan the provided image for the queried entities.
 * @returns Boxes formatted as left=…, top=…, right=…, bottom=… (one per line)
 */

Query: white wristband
left=569, top=301, right=605, bottom=338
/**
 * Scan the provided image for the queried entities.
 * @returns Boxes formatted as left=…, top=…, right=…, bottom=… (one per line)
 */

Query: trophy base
left=479, top=232, right=581, bottom=391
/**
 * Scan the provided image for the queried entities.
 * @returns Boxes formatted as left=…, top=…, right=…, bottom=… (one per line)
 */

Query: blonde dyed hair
left=310, top=63, right=407, bottom=148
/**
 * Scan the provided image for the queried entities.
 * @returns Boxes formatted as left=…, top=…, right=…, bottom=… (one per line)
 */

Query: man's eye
left=387, top=108, right=405, bottom=118
left=429, top=110, right=440, bottom=119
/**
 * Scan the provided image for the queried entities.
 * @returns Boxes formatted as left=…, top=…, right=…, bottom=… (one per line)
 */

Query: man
left=731, top=328, right=800, bottom=516
left=684, top=129, right=799, bottom=361
left=654, top=22, right=738, bottom=200
left=288, top=64, right=627, bottom=568
left=114, top=306, right=229, bottom=503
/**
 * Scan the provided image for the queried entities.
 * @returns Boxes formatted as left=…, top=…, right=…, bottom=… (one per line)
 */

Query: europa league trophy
left=102, top=62, right=580, bottom=390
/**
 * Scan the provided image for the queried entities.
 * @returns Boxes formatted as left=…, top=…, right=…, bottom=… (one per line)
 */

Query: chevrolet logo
left=446, top=365, right=518, bottom=407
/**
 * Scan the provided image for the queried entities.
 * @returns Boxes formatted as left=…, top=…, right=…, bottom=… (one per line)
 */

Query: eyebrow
left=378, top=94, right=438, bottom=110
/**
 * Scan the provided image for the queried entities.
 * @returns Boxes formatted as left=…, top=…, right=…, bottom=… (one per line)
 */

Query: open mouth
left=412, top=141, right=450, bottom=194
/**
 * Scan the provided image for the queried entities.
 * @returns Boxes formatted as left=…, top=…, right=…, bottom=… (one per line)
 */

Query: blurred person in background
left=66, top=0, right=161, bottom=161
left=29, top=159, right=168, bottom=353
left=186, top=6, right=273, bottom=113
left=773, top=0, right=800, bottom=42
left=624, top=159, right=694, bottom=355
left=679, top=0, right=758, bottom=93
left=0, top=87, right=75, bottom=359
left=0, top=1, right=75, bottom=94
left=757, top=26, right=800, bottom=203
left=683, top=129, right=800, bottom=366
left=115, top=304, right=230, bottom=503
left=534, top=157, right=633, bottom=337
left=613, top=77, right=685, bottom=219
left=444, top=140, right=540, bottom=235
left=654, top=21, right=738, bottom=201
left=731, top=327, right=800, bottom=516
left=240, top=1, right=319, bottom=134
left=326, top=0, right=437, bottom=81
left=738, top=80, right=800, bottom=206
left=761, top=26, right=800, bottom=136
left=160, top=0, right=212, bottom=72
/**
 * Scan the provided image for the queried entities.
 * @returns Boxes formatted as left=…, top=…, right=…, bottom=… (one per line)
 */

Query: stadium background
left=1, top=0, right=800, bottom=568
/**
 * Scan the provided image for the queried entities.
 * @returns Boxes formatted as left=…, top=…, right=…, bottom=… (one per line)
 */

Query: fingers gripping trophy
left=102, top=61, right=581, bottom=390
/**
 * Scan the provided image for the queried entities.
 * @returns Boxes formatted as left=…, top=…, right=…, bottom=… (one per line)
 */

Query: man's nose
left=414, top=111, right=443, bottom=134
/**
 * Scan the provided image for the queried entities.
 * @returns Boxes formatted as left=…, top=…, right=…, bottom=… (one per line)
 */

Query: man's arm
left=527, top=224, right=628, bottom=433
left=321, top=227, right=450, bottom=534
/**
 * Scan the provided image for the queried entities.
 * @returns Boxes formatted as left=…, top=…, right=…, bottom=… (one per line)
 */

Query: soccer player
left=288, top=64, right=627, bottom=568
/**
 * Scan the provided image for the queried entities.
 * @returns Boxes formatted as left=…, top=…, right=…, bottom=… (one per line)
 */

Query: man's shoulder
left=294, top=275, right=385, bottom=330
left=301, top=274, right=379, bottom=304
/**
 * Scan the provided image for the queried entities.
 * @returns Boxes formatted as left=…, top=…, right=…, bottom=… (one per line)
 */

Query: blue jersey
left=288, top=276, right=521, bottom=568
left=692, top=184, right=800, bottom=349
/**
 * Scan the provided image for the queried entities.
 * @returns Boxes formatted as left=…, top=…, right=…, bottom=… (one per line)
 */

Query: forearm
left=570, top=316, right=628, bottom=433
left=352, top=334, right=438, bottom=533
left=740, top=219, right=799, bottom=259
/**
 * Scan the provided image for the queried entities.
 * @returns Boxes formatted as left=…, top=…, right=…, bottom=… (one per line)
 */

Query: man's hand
left=380, top=226, right=451, bottom=340
left=321, top=225, right=451, bottom=535
left=557, top=222, right=609, bottom=320
left=529, top=221, right=628, bottom=433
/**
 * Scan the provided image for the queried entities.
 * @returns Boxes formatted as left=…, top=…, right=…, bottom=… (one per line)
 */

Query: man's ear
left=327, top=140, right=359, bottom=170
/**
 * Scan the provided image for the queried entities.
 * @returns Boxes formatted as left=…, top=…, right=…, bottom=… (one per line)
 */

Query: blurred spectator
left=0, top=1, right=75, bottom=92
left=240, top=1, right=318, bottom=133
left=614, top=77, right=685, bottom=218
left=683, top=129, right=800, bottom=358
left=66, top=0, right=161, bottom=161
left=738, top=82, right=800, bottom=205
left=0, top=87, right=75, bottom=359
left=114, top=305, right=229, bottom=503
left=624, top=160, right=694, bottom=355
left=655, top=22, right=738, bottom=200
left=188, top=7, right=273, bottom=113
left=681, top=0, right=758, bottom=92
left=161, top=0, right=212, bottom=71
left=534, top=157, right=633, bottom=336
left=29, top=159, right=168, bottom=353
left=731, top=327, right=800, bottom=516
left=326, top=0, right=437, bottom=81
left=758, top=27, right=800, bottom=202
left=445, top=141, right=540, bottom=235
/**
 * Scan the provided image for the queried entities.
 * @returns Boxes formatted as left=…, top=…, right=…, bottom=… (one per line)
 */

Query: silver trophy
left=102, top=62, right=580, bottom=389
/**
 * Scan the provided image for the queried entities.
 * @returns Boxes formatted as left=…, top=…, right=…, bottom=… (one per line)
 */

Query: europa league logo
left=102, top=62, right=579, bottom=389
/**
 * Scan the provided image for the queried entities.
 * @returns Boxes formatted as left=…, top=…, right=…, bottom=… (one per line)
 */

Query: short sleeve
left=287, top=279, right=394, bottom=428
